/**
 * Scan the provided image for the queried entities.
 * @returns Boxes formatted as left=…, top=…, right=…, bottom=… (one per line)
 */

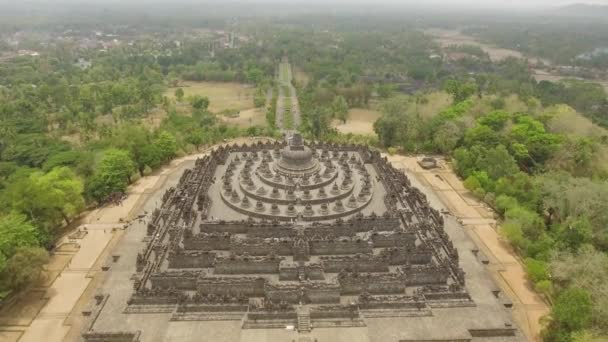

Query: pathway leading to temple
left=276, top=58, right=301, bottom=132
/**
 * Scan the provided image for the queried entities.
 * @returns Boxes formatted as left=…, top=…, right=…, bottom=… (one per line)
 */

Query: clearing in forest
left=221, top=108, right=266, bottom=128
left=332, top=108, right=381, bottom=135
left=165, top=81, right=256, bottom=113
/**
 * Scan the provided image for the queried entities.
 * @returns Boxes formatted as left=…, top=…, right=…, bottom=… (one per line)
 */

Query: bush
left=387, top=147, right=398, bottom=155
left=490, top=97, right=506, bottom=110
left=464, top=174, right=481, bottom=191
left=495, top=195, right=519, bottom=214
left=501, top=222, right=525, bottom=251
left=525, top=258, right=549, bottom=283
left=535, top=280, right=553, bottom=297
left=550, top=287, right=593, bottom=334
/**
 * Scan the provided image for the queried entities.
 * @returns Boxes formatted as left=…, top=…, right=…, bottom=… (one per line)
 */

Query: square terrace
left=82, top=138, right=524, bottom=342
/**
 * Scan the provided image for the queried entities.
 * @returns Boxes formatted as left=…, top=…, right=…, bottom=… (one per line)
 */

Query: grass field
left=165, top=81, right=255, bottom=113
left=415, top=92, right=453, bottom=119
left=220, top=108, right=267, bottom=128
left=332, top=108, right=382, bottom=135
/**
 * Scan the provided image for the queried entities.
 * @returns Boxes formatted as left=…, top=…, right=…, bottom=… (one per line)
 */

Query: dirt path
left=0, top=137, right=275, bottom=342
left=386, top=154, right=550, bottom=342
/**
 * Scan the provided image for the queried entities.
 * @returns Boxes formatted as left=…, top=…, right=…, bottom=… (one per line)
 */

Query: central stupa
left=276, top=133, right=319, bottom=174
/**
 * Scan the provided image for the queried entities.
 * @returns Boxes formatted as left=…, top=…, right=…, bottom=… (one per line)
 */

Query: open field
left=332, top=108, right=381, bottom=135
left=165, top=81, right=255, bottom=113
left=425, top=28, right=548, bottom=64
left=219, top=108, right=266, bottom=128
left=415, top=92, right=453, bottom=119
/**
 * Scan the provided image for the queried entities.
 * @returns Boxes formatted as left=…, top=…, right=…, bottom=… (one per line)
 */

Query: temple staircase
left=297, top=307, right=311, bottom=332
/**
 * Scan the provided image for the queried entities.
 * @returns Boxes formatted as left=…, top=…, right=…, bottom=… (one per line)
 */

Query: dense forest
left=0, top=4, right=607, bottom=341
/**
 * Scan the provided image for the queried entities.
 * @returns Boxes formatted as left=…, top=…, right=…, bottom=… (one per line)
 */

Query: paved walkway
left=0, top=137, right=275, bottom=342
left=386, top=154, right=550, bottom=342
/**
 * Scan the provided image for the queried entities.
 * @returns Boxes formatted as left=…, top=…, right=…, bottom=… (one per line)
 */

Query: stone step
left=297, top=313, right=311, bottom=332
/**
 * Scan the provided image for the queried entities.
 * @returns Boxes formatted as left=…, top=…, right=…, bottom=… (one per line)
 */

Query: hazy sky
left=1, top=0, right=608, bottom=12
left=3, top=0, right=608, bottom=5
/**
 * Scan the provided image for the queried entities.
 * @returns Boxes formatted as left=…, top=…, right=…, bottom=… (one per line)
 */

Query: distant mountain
left=557, top=3, right=608, bottom=16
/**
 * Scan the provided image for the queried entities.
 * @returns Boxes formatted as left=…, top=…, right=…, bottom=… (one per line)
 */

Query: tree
left=155, top=132, right=178, bottom=162
left=0, top=214, right=40, bottom=259
left=550, top=287, right=593, bottom=334
left=2, top=247, right=48, bottom=292
left=245, top=67, right=264, bottom=85
left=331, top=96, right=349, bottom=123
left=5, top=167, right=84, bottom=230
left=185, top=128, right=205, bottom=151
left=433, top=120, right=464, bottom=154
left=307, top=107, right=331, bottom=139
left=551, top=245, right=608, bottom=331
left=444, top=79, right=477, bottom=104
left=86, top=149, right=135, bottom=202
left=174, top=88, right=185, bottom=102
left=477, top=145, right=519, bottom=180
left=464, top=124, right=501, bottom=148
left=538, top=173, right=608, bottom=250
left=189, top=95, right=210, bottom=111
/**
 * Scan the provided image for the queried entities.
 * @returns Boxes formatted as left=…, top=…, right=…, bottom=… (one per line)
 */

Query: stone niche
left=278, top=263, right=324, bottom=281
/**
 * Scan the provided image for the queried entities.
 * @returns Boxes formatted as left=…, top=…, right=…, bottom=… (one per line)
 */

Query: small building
left=418, top=156, right=439, bottom=170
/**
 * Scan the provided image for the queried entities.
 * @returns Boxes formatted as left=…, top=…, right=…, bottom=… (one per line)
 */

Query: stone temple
left=82, top=134, right=523, bottom=342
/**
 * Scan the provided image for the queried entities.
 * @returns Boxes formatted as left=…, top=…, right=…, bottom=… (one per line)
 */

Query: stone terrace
left=81, top=134, right=523, bottom=342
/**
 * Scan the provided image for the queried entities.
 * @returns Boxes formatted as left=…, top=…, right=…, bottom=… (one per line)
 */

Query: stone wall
left=382, top=247, right=433, bottom=265
left=214, top=256, right=281, bottom=274
left=278, top=264, right=324, bottom=281
left=321, top=255, right=389, bottom=273
left=264, top=283, right=341, bottom=304
left=371, top=231, right=416, bottom=248
left=231, top=239, right=293, bottom=256
left=82, top=332, right=141, bottom=342
left=309, top=239, right=372, bottom=255
left=168, top=250, right=215, bottom=269
left=404, top=264, right=449, bottom=285
left=339, top=272, right=406, bottom=295
left=197, top=277, right=266, bottom=297
left=150, top=271, right=200, bottom=290
left=183, top=233, right=231, bottom=250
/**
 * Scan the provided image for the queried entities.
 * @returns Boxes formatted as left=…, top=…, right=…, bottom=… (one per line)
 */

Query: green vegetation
left=1, top=5, right=608, bottom=340
left=373, top=78, right=608, bottom=339
left=0, top=35, right=279, bottom=299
